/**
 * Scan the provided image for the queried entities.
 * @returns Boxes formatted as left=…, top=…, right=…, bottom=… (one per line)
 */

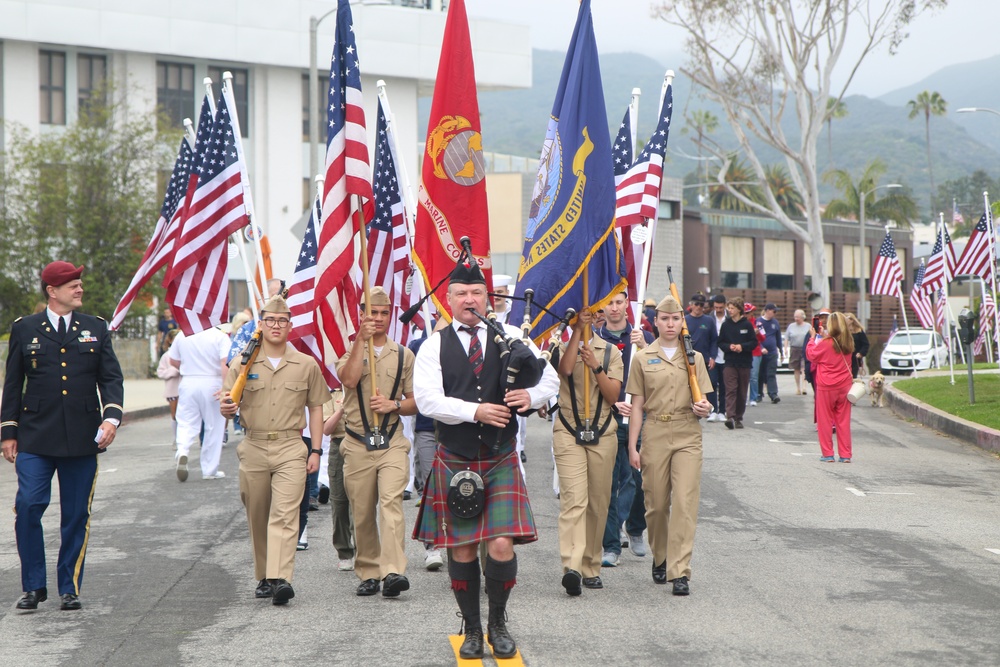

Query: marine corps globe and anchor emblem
left=427, top=114, right=486, bottom=186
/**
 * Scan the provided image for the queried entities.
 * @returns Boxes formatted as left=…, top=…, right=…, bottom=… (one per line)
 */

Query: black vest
left=437, top=325, right=518, bottom=459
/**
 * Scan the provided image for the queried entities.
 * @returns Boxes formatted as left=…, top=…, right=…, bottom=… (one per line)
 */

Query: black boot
left=449, top=559, right=483, bottom=659
left=484, top=555, right=518, bottom=659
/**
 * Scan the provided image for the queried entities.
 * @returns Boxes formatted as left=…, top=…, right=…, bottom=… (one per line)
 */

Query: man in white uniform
left=170, top=325, right=231, bottom=481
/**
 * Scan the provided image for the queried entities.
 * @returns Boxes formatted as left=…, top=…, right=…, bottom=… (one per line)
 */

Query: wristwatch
left=310, top=448, right=322, bottom=456
left=593, top=364, right=605, bottom=375
left=394, top=400, right=401, bottom=410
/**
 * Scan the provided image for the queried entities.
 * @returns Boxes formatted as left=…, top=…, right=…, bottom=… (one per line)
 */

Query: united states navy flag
left=509, top=0, right=625, bottom=342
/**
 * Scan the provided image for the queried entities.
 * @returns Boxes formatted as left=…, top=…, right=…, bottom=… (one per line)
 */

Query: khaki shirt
left=335, top=339, right=414, bottom=444
left=625, top=339, right=713, bottom=423
left=324, top=390, right=346, bottom=438
left=556, top=337, right=624, bottom=425
left=224, top=348, right=331, bottom=433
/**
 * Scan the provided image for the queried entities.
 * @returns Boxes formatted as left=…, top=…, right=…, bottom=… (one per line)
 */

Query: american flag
left=934, top=289, right=949, bottom=347
left=165, top=89, right=250, bottom=334
left=973, top=292, right=995, bottom=356
left=110, top=136, right=193, bottom=329
left=889, top=313, right=899, bottom=338
left=953, top=199, right=964, bottom=225
left=367, top=98, right=415, bottom=345
left=287, top=195, right=339, bottom=389
left=615, top=83, right=672, bottom=228
left=920, top=223, right=956, bottom=294
left=953, top=212, right=995, bottom=288
left=909, top=263, right=934, bottom=329
left=612, top=107, right=644, bottom=304
left=316, top=0, right=373, bottom=361
left=870, top=230, right=904, bottom=297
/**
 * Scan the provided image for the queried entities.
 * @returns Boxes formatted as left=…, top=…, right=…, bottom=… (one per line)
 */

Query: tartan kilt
left=412, top=441, right=537, bottom=548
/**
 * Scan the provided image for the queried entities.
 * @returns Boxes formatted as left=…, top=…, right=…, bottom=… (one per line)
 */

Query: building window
left=302, top=73, right=327, bottom=142
left=208, top=66, right=249, bottom=137
left=157, top=62, right=195, bottom=129
left=39, top=50, right=67, bottom=125
left=78, top=54, right=107, bottom=120
left=765, top=274, right=793, bottom=290
left=720, top=272, right=752, bottom=289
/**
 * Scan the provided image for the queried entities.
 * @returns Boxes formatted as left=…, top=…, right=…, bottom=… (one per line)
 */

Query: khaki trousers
left=238, top=436, right=307, bottom=581
left=342, top=435, right=410, bottom=581
left=552, top=423, right=617, bottom=578
left=640, top=419, right=702, bottom=581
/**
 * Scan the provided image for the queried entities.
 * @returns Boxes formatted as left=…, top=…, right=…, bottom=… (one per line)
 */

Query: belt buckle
left=267, top=432, right=279, bottom=440
left=658, top=415, right=672, bottom=422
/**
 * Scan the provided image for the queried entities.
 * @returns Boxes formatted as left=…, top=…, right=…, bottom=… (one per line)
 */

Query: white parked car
left=879, top=328, right=949, bottom=375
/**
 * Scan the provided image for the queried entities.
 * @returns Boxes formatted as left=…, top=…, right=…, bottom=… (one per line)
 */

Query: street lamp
left=957, top=107, right=1000, bottom=118
left=308, top=8, right=339, bottom=205
left=858, top=183, right=902, bottom=329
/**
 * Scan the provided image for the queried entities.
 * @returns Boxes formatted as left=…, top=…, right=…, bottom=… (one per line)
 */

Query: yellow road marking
left=485, top=635, right=525, bottom=667
left=448, top=635, right=485, bottom=667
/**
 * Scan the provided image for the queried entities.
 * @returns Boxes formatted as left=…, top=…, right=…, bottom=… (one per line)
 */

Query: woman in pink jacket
left=805, top=312, right=855, bottom=462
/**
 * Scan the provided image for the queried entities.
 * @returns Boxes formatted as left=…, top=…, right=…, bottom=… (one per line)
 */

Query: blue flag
left=509, top=0, right=625, bottom=342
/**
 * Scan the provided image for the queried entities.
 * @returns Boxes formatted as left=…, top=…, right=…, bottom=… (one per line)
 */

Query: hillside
left=422, top=49, right=1000, bottom=214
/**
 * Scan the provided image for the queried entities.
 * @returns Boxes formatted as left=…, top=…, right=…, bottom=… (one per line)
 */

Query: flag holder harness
left=345, top=350, right=405, bottom=451
left=558, top=343, right=614, bottom=445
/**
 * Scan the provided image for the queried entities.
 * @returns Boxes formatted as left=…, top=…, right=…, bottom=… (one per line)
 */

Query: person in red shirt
left=805, top=312, right=855, bottom=462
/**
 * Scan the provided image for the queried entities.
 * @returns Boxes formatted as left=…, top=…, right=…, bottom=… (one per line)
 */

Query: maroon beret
left=41, top=261, right=85, bottom=287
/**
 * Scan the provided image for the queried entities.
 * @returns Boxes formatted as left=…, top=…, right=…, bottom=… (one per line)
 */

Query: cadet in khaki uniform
left=221, top=295, right=330, bottom=606
left=322, top=389, right=356, bottom=572
left=336, top=287, right=417, bottom=598
left=553, top=309, right=623, bottom=595
left=626, top=295, right=713, bottom=596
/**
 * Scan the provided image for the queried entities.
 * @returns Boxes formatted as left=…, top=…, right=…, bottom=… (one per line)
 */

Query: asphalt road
left=1, top=374, right=999, bottom=666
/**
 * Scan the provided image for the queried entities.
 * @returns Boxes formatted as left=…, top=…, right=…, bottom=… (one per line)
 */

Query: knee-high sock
left=484, top=554, right=517, bottom=622
left=449, top=558, right=481, bottom=630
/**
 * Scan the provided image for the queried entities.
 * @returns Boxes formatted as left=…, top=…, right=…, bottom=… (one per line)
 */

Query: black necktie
left=460, top=326, right=483, bottom=377
left=58, top=316, right=66, bottom=339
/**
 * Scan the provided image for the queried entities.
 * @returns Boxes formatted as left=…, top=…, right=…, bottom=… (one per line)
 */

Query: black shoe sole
left=725, top=420, right=735, bottom=430
left=318, top=486, right=330, bottom=504
left=382, top=576, right=410, bottom=598
left=272, top=586, right=295, bottom=605
left=561, top=571, right=583, bottom=596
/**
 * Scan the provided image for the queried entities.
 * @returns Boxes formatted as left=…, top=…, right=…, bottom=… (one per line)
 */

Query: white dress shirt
left=414, top=320, right=559, bottom=425
left=46, top=308, right=71, bottom=333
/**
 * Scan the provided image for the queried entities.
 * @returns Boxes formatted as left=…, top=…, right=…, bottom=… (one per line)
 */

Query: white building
left=0, top=0, right=531, bottom=313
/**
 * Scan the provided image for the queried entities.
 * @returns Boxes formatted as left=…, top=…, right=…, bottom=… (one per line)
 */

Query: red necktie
left=460, top=326, right=483, bottom=377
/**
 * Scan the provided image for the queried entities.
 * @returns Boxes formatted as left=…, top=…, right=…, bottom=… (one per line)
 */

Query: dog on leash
left=869, top=371, right=885, bottom=407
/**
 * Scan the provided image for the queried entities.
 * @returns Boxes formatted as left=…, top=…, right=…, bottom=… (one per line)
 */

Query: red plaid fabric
left=413, top=443, right=537, bottom=548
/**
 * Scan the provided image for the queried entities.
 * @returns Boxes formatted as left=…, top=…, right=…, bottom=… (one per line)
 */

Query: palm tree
left=684, top=109, right=719, bottom=199
left=823, top=159, right=918, bottom=226
left=764, top=164, right=804, bottom=217
left=824, top=97, right=848, bottom=168
left=708, top=158, right=764, bottom=212
left=906, top=90, right=947, bottom=218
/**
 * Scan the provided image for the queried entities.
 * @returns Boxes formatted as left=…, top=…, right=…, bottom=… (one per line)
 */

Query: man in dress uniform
left=220, top=295, right=329, bottom=605
left=1, top=261, right=124, bottom=611
left=336, top=287, right=417, bottom=598
left=552, top=309, right=623, bottom=595
left=626, top=295, right=713, bottom=596
left=413, top=262, right=559, bottom=660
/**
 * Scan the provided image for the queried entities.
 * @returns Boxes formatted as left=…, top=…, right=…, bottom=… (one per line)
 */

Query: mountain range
left=424, top=49, right=1000, bottom=216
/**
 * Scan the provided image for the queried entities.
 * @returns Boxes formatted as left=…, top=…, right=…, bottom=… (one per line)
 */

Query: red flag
left=413, top=0, right=492, bottom=319
left=316, top=0, right=372, bottom=360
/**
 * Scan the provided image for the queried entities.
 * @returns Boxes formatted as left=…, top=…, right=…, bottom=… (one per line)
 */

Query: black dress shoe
left=459, top=626, right=485, bottom=659
left=272, top=579, right=295, bottom=605
left=671, top=576, right=690, bottom=596
left=725, top=418, right=735, bottom=430
left=255, top=579, right=273, bottom=598
left=382, top=573, right=410, bottom=598
left=356, top=578, right=380, bottom=596
left=60, top=593, right=82, bottom=610
left=652, top=561, right=667, bottom=585
left=402, top=490, right=412, bottom=501
left=15, top=588, right=47, bottom=610
left=561, top=569, right=582, bottom=596
left=487, top=619, right=517, bottom=659
left=318, top=485, right=330, bottom=504
left=735, top=420, right=745, bottom=429
left=520, top=451, right=527, bottom=463
left=582, top=576, right=603, bottom=589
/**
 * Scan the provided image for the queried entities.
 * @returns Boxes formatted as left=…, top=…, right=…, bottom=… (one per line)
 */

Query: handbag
left=834, top=339, right=868, bottom=404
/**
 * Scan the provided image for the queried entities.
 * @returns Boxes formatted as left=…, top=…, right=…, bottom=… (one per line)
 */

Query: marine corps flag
left=413, top=0, right=492, bottom=318
left=509, top=0, right=626, bottom=342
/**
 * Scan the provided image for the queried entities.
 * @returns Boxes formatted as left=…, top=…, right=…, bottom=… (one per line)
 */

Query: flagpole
left=355, top=194, right=379, bottom=403
left=627, top=86, right=642, bottom=329
left=984, top=190, right=1000, bottom=371
left=377, top=79, right=433, bottom=338
left=981, top=277, right=994, bottom=364
left=223, top=71, right=269, bottom=310
left=582, top=268, right=592, bottom=427
left=939, top=213, right=960, bottom=380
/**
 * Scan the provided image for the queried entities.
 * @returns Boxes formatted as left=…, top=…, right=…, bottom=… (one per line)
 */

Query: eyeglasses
left=262, top=317, right=291, bottom=328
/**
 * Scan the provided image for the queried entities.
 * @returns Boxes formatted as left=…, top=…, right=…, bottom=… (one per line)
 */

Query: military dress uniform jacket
left=1, top=311, right=124, bottom=457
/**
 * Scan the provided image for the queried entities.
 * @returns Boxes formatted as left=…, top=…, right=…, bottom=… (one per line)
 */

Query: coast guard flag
left=909, top=263, right=934, bottom=329
left=509, top=0, right=626, bottom=342
left=870, top=230, right=904, bottom=298
left=413, top=0, right=492, bottom=318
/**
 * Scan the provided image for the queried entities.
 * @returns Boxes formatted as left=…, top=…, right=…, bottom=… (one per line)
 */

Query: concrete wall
left=0, top=338, right=151, bottom=382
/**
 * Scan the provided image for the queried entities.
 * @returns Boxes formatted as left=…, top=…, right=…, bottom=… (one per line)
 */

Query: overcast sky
left=465, top=0, right=997, bottom=98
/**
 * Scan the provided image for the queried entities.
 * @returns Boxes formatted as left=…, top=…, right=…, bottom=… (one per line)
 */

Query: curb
left=885, top=384, right=1000, bottom=454
left=122, top=404, right=171, bottom=425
